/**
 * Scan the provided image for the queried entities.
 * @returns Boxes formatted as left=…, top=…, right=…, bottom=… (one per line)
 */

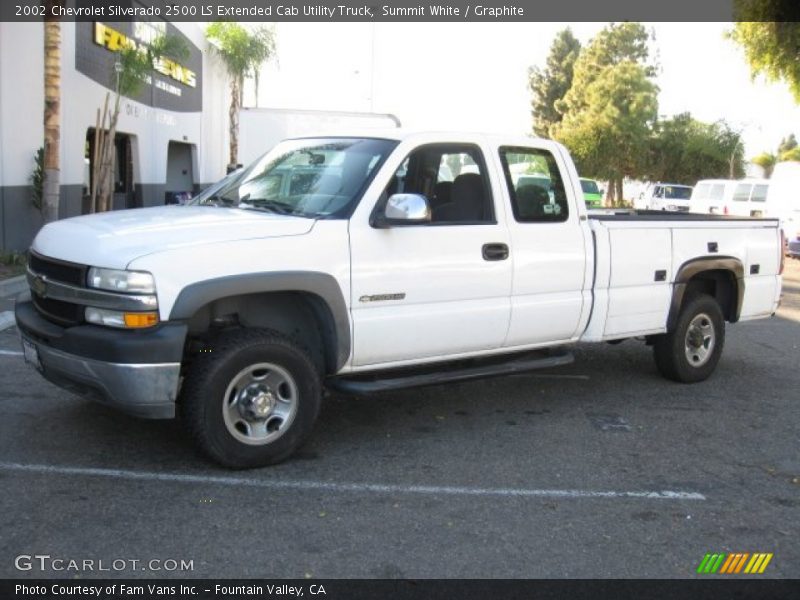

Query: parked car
left=642, top=183, right=694, bottom=212
left=17, top=132, right=784, bottom=468
left=787, top=233, right=800, bottom=259
left=580, top=177, right=603, bottom=208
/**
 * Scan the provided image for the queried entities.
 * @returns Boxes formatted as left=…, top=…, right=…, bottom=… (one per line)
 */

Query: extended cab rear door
left=348, top=136, right=513, bottom=368
left=492, top=142, right=593, bottom=347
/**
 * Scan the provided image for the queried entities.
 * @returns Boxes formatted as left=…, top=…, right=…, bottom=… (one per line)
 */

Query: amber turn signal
left=123, top=312, right=160, bottom=328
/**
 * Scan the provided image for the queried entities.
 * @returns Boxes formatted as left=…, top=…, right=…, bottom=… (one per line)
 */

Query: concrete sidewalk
left=0, top=274, right=25, bottom=299
left=0, top=275, right=25, bottom=327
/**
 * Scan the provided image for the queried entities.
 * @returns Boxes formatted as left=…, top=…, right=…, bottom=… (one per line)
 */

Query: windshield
left=196, top=137, right=397, bottom=218
left=580, top=179, right=600, bottom=194
left=188, top=168, right=245, bottom=205
left=663, top=185, right=692, bottom=200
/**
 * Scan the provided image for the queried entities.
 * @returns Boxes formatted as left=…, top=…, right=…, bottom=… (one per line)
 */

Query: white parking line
left=0, top=462, right=706, bottom=500
left=0, top=349, right=22, bottom=357
left=527, top=374, right=590, bottom=380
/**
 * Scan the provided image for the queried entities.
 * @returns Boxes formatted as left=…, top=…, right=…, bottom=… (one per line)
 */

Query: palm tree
left=751, top=152, right=777, bottom=179
left=42, top=1, right=63, bottom=223
left=205, top=23, right=276, bottom=169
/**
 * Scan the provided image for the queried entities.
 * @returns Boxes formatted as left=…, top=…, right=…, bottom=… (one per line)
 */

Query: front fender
left=169, top=272, right=351, bottom=370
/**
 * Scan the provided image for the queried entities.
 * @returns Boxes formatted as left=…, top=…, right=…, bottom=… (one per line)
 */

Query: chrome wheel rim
left=222, top=362, right=298, bottom=446
left=684, top=313, right=715, bottom=367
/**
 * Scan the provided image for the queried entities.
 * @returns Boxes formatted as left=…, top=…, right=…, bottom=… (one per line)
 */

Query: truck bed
left=581, top=210, right=782, bottom=342
left=588, top=208, right=780, bottom=223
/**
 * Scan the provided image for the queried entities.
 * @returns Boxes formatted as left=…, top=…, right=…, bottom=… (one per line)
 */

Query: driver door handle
left=482, top=243, right=509, bottom=261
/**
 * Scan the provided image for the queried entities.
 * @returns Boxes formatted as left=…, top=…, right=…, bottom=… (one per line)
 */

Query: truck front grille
left=28, top=252, right=87, bottom=287
left=28, top=252, right=87, bottom=327
left=32, top=294, right=84, bottom=327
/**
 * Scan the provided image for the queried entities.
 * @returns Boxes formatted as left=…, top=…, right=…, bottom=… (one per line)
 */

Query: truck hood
left=32, top=206, right=316, bottom=269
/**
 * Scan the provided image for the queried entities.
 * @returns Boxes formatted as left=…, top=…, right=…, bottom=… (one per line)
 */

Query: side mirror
left=374, top=193, right=431, bottom=227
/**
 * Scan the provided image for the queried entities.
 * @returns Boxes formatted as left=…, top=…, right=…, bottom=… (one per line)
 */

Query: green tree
left=445, top=153, right=462, bottom=178
left=646, top=114, right=746, bottom=183
left=553, top=23, right=659, bottom=204
left=778, top=133, right=797, bottom=159
left=529, top=28, right=581, bottom=138
left=781, top=146, right=800, bottom=161
left=206, top=23, right=276, bottom=169
left=728, top=3, right=800, bottom=102
left=90, top=34, right=187, bottom=212
left=30, top=147, right=45, bottom=216
left=751, top=151, right=777, bottom=178
left=750, top=132, right=799, bottom=178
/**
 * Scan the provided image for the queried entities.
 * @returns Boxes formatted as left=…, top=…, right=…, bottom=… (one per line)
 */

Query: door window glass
left=382, top=144, right=494, bottom=224
left=498, top=147, right=569, bottom=223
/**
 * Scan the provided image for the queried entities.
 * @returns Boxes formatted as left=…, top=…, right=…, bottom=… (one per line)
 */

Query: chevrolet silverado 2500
left=16, top=132, right=785, bottom=467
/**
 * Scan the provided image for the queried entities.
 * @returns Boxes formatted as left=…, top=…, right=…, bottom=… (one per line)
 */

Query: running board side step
left=327, top=349, right=574, bottom=395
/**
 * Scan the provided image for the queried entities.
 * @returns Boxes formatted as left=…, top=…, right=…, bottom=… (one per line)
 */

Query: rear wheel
left=180, top=329, right=321, bottom=468
left=653, top=293, right=725, bottom=383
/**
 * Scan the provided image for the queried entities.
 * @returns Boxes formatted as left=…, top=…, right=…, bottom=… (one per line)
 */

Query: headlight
left=87, top=267, right=156, bottom=294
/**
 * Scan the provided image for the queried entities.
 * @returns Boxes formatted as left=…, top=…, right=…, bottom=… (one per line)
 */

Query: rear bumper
left=15, top=301, right=186, bottom=419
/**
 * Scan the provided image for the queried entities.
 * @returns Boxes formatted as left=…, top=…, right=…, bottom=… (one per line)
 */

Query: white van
left=691, top=179, right=769, bottom=216
left=730, top=179, right=771, bottom=217
left=690, top=180, right=733, bottom=214
left=642, top=183, right=694, bottom=211
left=767, top=162, right=800, bottom=248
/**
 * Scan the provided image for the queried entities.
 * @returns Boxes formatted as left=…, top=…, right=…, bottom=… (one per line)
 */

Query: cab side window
left=382, top=144, right=494, bottom=224
left=498, top=146, right=569, bottom=223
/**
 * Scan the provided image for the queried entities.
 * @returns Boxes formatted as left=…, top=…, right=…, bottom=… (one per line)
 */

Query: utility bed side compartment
left=603, top=224, right=672, bottom=337
left=670, top=224, right=779, bottom=320
left=741, top=226, right=782, bottom=319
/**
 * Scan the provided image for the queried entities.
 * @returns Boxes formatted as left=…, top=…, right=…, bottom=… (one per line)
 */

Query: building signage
left=75, top=17, right=203, bottom=113
left=93, top=22, right=197, bottom=89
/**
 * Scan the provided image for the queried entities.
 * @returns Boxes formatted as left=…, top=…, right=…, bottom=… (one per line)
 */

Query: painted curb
left=0, top=311, right=15, bottom=332
left=0, top=274, right=26, bottom=299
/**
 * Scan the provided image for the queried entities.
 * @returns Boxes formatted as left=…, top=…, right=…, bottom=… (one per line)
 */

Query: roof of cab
left=284, top=128, right=554, bottom=148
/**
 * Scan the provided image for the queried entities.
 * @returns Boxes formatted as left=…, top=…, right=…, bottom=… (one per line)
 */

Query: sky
left=246, top=22, right=800, bottom=159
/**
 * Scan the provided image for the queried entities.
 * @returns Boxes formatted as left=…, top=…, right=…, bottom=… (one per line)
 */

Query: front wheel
left=653, top=294, right=725, bottom=383
left=180, top=329, right=322, bottom=468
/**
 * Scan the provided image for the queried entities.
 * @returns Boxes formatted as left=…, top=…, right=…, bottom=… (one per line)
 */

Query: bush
left=30, top=147, right=44, bottom=214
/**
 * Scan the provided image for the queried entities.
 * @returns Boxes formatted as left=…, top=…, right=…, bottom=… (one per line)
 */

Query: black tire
left=653, top=293, right=725, bottom=383
left=180, top=329, right=321, bottom=468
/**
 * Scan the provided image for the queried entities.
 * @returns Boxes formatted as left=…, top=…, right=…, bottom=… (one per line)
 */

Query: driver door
left=348, top=141, right=513, bottom=368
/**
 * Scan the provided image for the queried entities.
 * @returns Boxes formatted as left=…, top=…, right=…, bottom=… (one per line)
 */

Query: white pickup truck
left=16, top=132, right=785, bottom=468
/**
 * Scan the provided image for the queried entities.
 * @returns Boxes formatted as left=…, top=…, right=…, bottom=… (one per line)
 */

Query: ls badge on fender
left=359, top=293, right=406, bottom=303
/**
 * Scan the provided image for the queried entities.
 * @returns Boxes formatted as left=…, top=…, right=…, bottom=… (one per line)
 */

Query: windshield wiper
left=240, top=199, right=302, bottom=216
left=199, top=192, right=237, bottom=207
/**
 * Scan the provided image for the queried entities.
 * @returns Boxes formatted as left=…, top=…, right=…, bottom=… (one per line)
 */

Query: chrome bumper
left=21, top=334, right=180, bottom=419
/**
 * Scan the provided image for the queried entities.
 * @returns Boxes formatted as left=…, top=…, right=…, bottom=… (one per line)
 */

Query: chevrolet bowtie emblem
left=31, top=274, right=47, bottom=297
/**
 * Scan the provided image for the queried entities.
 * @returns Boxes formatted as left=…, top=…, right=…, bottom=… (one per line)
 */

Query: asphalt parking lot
left=1, top=261, right=798, bottom=579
